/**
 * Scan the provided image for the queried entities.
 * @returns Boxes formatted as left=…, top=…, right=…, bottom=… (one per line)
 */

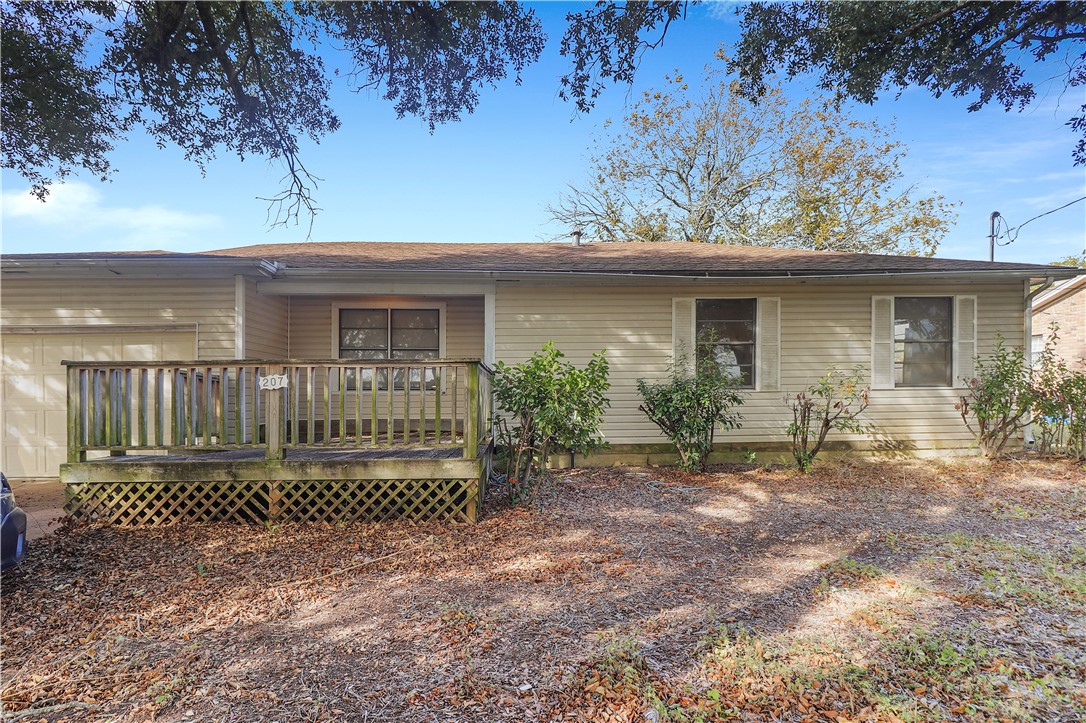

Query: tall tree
left=730, top=1, right=1086, bottom=165
left=549, top=61, right=956, bottom=255
left=1, top=0, right=684, bottom=228
left=1053, top=253, right=1086, bottom=268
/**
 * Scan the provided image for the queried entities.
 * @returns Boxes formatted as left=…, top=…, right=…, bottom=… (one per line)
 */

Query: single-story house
left=0, top=242, right=1080, bottom=522
left=1031, top=275, right=1086, bottom=368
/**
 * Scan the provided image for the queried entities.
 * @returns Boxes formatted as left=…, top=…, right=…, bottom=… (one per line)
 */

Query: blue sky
left=2, top=2, right=1084, bottom=263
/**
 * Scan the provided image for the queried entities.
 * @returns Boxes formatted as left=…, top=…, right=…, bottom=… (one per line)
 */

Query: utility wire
left=995, top=196, right=1086, bottom=246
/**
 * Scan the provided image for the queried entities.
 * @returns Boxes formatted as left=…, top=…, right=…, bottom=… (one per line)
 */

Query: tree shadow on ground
left=2, top=458, right=1083, bottom=722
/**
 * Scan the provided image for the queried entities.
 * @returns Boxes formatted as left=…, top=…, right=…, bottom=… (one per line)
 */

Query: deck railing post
left=265, top=364, right=285, bottom=460
left=464, top=362, right=479, bottom=459
left=66, top=365, right=85, bottom=463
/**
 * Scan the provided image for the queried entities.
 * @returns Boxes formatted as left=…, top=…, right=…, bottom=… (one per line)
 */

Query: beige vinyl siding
left=445, top=297, right=485, bottom=361
left=287, top=295, right=484, bottom=359
left=495, top=280, right=1025, bottom=451
left=1, top=277, right=237, bottom=359
left=243, top=281, right=289, bottom=358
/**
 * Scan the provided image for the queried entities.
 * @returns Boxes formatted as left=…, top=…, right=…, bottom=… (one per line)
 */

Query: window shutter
left=954, top=295, right=977, bottom=385
left=756, top=297, right=780, bottom=391
left=672, top=298, right=695, bottom=375
left=871, top=296, right=894, bottom=389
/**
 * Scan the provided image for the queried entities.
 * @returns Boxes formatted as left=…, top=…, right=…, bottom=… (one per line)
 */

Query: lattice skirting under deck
left=64, top=477, right=482, bottom=525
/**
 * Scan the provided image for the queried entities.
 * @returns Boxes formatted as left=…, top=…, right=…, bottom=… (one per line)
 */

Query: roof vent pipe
left=571, top=228, right=583, bottom=247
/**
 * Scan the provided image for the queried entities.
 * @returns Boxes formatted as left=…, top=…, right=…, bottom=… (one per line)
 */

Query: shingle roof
left=7, top=242, right=1078, bottom=277
left=203, top=241, right=1071, bottom=276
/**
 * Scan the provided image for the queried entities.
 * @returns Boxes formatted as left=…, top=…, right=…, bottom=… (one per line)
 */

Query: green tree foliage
left=1, top=1, right=681, bottom=227
left=2, top=2, right=123, bottom=201
left=730, top=1, right=1086, bottom=165
left=1053, top=253, right=1086, bottom=268
left=549, top=60, right=955, bottom=254
left=956, top=336, right=1035, bottom=458
left=636, top=351, right=746, bottom=472
left=1030, top=326, right=1086, bottom=459
left=958, top=331, right=1086, bottom=459
left=493, top=343, right=610, bottom=504
left=559, top=0, right=686, bottom=112
left=785, top=366, right=870, bottom=472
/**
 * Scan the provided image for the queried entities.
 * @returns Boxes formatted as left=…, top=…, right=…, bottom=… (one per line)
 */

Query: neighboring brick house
left=1033, top=276, right=1086, bottom=369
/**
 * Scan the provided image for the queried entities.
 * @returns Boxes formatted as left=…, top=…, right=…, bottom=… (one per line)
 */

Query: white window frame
left=331, top=301, right=447, bottom=391
left=331, top=301, right=447, bottom=360
left=691, top=297, right=760, bottom=390
left=888, top=294, right=956, bottom=389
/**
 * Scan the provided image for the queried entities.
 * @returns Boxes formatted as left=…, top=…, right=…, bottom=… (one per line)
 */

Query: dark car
left=1, top=473, right=28, bottom=571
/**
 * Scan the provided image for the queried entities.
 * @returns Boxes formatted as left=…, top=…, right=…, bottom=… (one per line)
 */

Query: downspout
left=1023, top=276, right=1055, bottom=445
left=1025, top=276, right=1056, bottom=358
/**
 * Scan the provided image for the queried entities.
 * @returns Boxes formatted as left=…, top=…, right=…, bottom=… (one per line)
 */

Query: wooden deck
left=61, top=359, right=494, bottom=525
left=86, top=447, right=465, bottom=463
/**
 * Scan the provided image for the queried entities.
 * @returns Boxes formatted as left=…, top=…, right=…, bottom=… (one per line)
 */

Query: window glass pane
left=901, top=361, right=951, bottom=386
left=391, top=348, right=439, bottom=360
left=341, top=309, right=442, bottom=351
left=340, top=309, right=387, bottom=329
left=895, top=342, right=951, bottom=386
left=696, top=319, right=754, bottom=344
left=696, top=299, right=756, bottom=344
left=349, top=367, right=389, bottom=392
left=340, top=328, right=387, bottom=350
left=903, top=341, right=950, bottom=366
left=1031, top=334, right=1044, bottom=366
left=696, top=342, right=754, bottom=386
left=341, top=349, right=388, bottom=361
left=340, top=308, right=440, bottom=388
left=391, top=328, right=440, bottom=349
left=895, top=297, right=951, bottom=342
left=391, top=309, right=439, bottom=331
left=697, top=298, right=756, bottom=320
left=695, top=299, right=757, bottom=387
left=894, top=297, right=952, bottom=387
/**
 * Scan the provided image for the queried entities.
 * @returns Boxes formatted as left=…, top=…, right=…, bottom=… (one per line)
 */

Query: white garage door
left=1, top=330, right=196, bottom=479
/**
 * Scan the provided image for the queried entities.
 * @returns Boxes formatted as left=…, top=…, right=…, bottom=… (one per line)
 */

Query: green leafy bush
left=493, top=342, right=610, bottom=504
left=956, top=336, right=1033, bottom=458
left=636, top=352, right=746, bottom=472
left=785, top=365, right=869, bottom=472
left=1061, top=372, right=1086, bottom=460
left=1030, top=326, right=1086, bottom=460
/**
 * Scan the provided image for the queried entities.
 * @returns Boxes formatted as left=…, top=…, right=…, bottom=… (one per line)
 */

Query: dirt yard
left=1, top=458, right=1084, bottom=722
left=8, top=480, right=66, bottom=542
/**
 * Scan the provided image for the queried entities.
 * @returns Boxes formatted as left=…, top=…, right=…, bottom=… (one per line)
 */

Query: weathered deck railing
left=64, top=359, right=494, bottom=462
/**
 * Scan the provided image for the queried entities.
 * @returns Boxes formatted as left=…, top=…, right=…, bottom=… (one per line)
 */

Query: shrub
left=1061, top=371, right=1086, bottom=460
left=493, top=342, right=610, bottom=504
left=636, top=352, right=746, bottom=472
left=1030, top=325, right=1086, bottom=460
left=956, top=336, right=1033, bottom=458
left=784, top=365, right=869, bottom=472
left=1031, top=328, right=1068, bottom=456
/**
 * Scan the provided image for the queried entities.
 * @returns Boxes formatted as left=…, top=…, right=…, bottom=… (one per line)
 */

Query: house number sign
left=259, top=374, right=289, bottom=391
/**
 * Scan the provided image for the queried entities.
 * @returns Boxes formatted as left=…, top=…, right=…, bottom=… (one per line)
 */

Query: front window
left=696, top=298, right=756, bottom=387
left=894, top=297, right=952, bottom=386
left=339, top=308, right=440, bottom=389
